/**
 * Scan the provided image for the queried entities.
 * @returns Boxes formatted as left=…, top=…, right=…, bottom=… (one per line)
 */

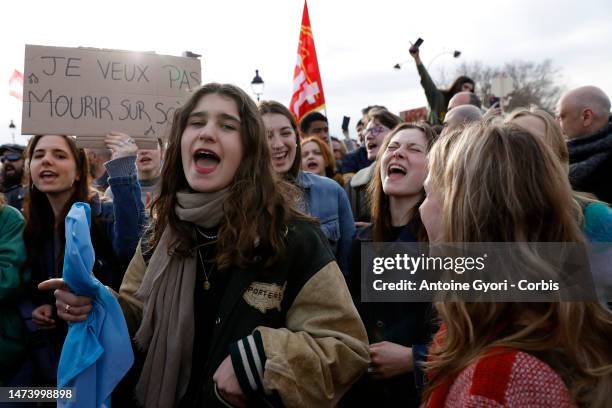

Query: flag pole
left=322, top=107, right=333, bottom=152
left=289, top=0, right=327, bottom=150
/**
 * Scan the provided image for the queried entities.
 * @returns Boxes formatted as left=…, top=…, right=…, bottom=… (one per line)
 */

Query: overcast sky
left=2, top=0, right=611, bottom=145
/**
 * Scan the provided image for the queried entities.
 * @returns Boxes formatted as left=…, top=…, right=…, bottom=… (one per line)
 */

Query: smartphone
left=489, top=96, right=500, bottom=107
left=341, top=116, right=350, bottom=131
left=410, top=38, right=424, bottom=54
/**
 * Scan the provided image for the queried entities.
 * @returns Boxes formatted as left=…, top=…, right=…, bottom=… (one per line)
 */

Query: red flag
left=289, top=0, right=326, bottom=124
left=9, top=69, right=23, bottom=101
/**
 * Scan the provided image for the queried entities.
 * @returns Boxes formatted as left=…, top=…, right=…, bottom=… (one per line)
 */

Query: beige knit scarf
left=133, top=188, right=228, bottom=407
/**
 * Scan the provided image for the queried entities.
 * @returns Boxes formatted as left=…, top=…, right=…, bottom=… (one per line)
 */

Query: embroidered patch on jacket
left=243, top=282, right=287, bottom=313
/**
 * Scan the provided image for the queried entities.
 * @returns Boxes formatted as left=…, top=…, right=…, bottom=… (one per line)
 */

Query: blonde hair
left=428, top=122, right=582, bottom=242
left=506, top=107, right=604, bottom=226
left=506, top=107, right=569, bottom=171
left=425, top=122, right=612, bottom=407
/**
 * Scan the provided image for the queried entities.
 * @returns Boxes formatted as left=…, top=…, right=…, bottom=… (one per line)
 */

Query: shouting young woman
left=259, top=100, right=355, bottom=275
left=43, top=84, right=369, bottom=407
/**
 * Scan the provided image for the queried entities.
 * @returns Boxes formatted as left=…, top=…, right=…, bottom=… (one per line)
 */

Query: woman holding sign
left=342, top=122, right=437, bottom=407
left=43, top=83, right=369, bottom=407
left=21, top=132, right=145, bottom=386
left=419, top=122, right=612, bottom=407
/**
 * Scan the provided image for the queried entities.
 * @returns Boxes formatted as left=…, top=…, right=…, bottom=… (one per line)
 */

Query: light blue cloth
left=57, top=202, right=134, bottom=408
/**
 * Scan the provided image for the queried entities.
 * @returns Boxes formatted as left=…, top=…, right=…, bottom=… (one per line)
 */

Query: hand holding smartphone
left=409, top=38, right=424, bottom=55
left=341, top=116, right=350, bottom=132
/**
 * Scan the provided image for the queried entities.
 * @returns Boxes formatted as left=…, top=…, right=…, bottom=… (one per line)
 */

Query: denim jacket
left=102, top=155, right=147, bottom=275
left=297, top=171, right=355, bottom=275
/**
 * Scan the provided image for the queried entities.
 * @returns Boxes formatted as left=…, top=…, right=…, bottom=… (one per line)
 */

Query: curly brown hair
left=150, top=84, right=308, bottom=270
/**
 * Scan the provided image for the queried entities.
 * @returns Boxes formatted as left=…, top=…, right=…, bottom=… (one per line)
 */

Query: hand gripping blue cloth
left=57, top=202, right=134, bottom=408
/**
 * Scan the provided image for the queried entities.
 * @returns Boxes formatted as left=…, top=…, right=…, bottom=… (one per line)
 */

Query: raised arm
left=410, top=47, right=445, bottom=124
left=103, top=132, right=146, bottom=266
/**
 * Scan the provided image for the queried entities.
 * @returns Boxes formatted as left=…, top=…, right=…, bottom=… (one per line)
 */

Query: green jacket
left=416, top=63, right=446, bottom=125
left=0, top=205, right=28, bottom=383
left=119, top=219, right=369, bottom=407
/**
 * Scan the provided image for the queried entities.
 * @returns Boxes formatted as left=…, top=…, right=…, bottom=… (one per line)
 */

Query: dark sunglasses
left=0, top=153, right=21, bottom=163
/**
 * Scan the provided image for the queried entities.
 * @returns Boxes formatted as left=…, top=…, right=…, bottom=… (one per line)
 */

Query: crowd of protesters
left=0, top=48, right=611, bottom=408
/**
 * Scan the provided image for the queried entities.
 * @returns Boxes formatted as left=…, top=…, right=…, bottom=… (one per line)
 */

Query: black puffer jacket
left=568, top=116, right=612, bottom=204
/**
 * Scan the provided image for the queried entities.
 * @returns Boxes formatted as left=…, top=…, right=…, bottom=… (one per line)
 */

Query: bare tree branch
left=446, top=59, right=564, bottom=112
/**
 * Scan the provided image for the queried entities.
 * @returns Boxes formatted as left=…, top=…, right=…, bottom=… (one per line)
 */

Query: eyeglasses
left=0, top=153, right=21, bottom=163
left=364, top=125, right=389, bottom=138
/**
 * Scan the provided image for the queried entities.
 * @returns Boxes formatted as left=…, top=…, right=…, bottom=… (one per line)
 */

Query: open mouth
left=367, top=142, right=377, bottom=151
left=193, top=149, right=220, bottom=174
left=387, top=163, right=407, bottom=179
left=272, top=150, right=288, bottom=161
left=306, top=161, right=319, bottom=170
left=39, top=170, right=58, bottom=181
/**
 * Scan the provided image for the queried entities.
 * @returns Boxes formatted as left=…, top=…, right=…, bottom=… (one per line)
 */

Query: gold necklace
left=197, top=247, right=212, bottom=290
left=194, top=227, right=217, bottom=290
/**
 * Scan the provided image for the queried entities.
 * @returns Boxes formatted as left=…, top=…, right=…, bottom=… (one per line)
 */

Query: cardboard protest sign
left=399, top=107, right=427, bottom=123
left=22, top=45, right=201, bottom=148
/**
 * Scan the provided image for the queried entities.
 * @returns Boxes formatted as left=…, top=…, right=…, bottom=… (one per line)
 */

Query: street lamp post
left=9, top=120, right=16, bottom=144
left=250, top=70, right=264, bottom=102
left=427, top=50, right=461, bottom=71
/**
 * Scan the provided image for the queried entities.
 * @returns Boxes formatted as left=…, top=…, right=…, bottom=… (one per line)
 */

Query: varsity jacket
left=118, top=218, right=370, bottom=407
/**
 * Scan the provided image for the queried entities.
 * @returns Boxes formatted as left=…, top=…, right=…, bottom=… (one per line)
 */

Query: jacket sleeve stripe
left=230, top=339, right=254, bottom=393
left=230, top=331, right=267, bottom=394
left=247, top=333, right=265, bottom=380
left=238, top=340, right=258, bottom=390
